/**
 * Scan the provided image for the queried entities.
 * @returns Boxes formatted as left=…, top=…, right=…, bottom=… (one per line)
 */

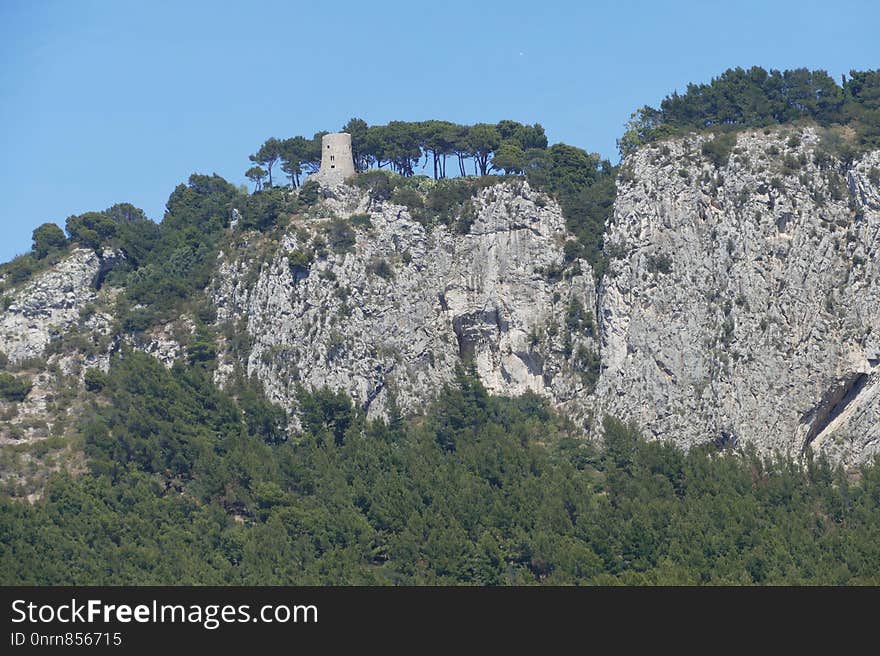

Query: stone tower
left=314, top=132, right=356, bottom=184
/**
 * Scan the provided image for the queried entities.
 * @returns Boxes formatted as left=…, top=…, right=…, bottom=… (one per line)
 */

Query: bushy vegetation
left=0, top=372, right=32, bottom=402
left=619, top=67, right=880, bottom=157
left=115, top=174, right=241, bottom=327
left=251, top=119, right=616, bottom=274
left=2, top=355, right=879, bottom=585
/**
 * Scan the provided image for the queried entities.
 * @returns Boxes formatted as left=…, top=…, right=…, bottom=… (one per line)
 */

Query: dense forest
left=2, top=350, right=879, bottom=585
left=3, top=66, right=880, bottom=585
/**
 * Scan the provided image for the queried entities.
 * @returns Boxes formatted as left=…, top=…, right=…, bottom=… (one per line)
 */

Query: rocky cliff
left=211, top=181, right=598, bottom=422
left=2, top=126, right=879, bottom=472
left=598, top=128, right=880, bottom=466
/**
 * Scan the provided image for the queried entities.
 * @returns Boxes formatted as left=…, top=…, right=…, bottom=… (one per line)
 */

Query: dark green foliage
left=249, top=137, right=282, bottom=187
left=701, top=132, right=737, bottom=168
left=234, top=187, right=297, bottom=231
left=390, top=186, right=424, bottom=209
left=527, top=145, right=617, bottom=276
left=31, top=223, right=67, bottom=259
left=2, top=355, right=880, bottom=585
left=298, top=180, right=321, bottom=205
left=572, top=346, right=601, bottom=390
left=626, top=67, right=880, bottom=155
left=367, top=257, right=394, bottom=280
left=296, top=385, right=358, bottom=447
left=427, top=178, right=496, bottom=225
left=565, top=296, right=595, bottom=337
left=66, top=211, right=116, bottom=249
left=491, top=142, right=525, bottom=174
left=354, top=173, right=508, bottom=234
left=120, top=174, right=239, bottom=326
left=0, top=254, right=39, bottom=288
left=61, top=203, right=160, bottom=271
left=82, top=368, right=107, bottom=392
left=186, top=326, right=218, bottom=366
left=231, top=374, right=288, bottom=446
left=646, top=253, right=673, bottom=274
left=349, top=213, right=373, bottom=229
left=78, top=350, right=282, bottom=502
left=0, top=372, right=31, bottom=401
left=287, top=249, right=313, bottom=276
left=325, top=218, right=356, bottom=254
left=352, top=170, right=394, bottom=201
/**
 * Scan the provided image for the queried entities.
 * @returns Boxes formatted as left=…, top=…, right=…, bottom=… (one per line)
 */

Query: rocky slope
left=0, top=248, right=117, bottom=363
left=598, top=127, right=880, bottom=466
left=2, top=126, right=879, bottom=473
left=211, top=181, right=599, bottom=422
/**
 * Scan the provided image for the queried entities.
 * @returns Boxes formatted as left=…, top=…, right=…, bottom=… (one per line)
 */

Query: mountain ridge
left=2, top=123, right=879, bottom=500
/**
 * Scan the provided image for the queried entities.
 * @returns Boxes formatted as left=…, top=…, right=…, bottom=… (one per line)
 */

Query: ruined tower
left=315, top=132, right=356, bottom=184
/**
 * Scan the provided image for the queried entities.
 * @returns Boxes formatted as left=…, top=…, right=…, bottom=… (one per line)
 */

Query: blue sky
left=1, top=0, right=877, bottom=264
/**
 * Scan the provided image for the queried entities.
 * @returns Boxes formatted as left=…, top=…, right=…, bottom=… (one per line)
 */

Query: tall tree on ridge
left=250, top=137, right=282, bottom=187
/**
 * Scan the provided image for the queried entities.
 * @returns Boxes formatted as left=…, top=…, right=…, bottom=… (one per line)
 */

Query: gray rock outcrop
left=212, top=181, right=598, bottom=421
left=597, top=128, right=880, bottom=465
left=0, top=248, right=118, bottom=363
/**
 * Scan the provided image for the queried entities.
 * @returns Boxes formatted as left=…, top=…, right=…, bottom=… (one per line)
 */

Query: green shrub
left=325, top=219, right=356, bottom=254
left=367, top=257, right=394, bottom=280
left=349, top=213, right=373, bottom=229
left=391, top=186, right=424, bottom=209
left=31, top=223, right=67, bottom=259
left=572, top=346, right=601, bottom=390
left=565, top=297, right=595, bottom=336
left=298, top=179, right=321, bottom=205
left=0, top=372, right=32, bottom=402
left=352, top=170, right=394, bottom=201
left=83, top=368, right=108, bottom=392
left=701, top=132, right=736, bottom=168
left=287, top=249, right=314, bottom=276
left=646, top=253, right=673, bottom=274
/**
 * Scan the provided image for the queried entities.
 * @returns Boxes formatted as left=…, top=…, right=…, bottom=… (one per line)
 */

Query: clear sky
left=1, top=0, right=877, bottom=264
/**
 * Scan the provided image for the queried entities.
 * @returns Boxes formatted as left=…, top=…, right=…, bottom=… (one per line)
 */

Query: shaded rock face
left=212, top=181, right=598, bottom=420
left=0, top=248, right=118, bottom=363
left=597, top=128, right=880, bottom=466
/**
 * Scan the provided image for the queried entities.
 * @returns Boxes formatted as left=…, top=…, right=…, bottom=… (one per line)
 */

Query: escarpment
left=210, top=181, right=599, bottom=421
left=3, top=127, right=879, bottom=473
left=596, top=127, right=880, bottom=466
left=211, top=127, right=879, bottom=463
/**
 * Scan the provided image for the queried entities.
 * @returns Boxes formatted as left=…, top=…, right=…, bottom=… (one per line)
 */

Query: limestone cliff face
left=211, top=181, right=598, bottom=420
left=211, top=127, right=880, bottom=463
left=597, top=128, right=880, bottom=466
left=4, top=127, right=879, bottom=469
left=0, top=248, right=118, bottom=364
